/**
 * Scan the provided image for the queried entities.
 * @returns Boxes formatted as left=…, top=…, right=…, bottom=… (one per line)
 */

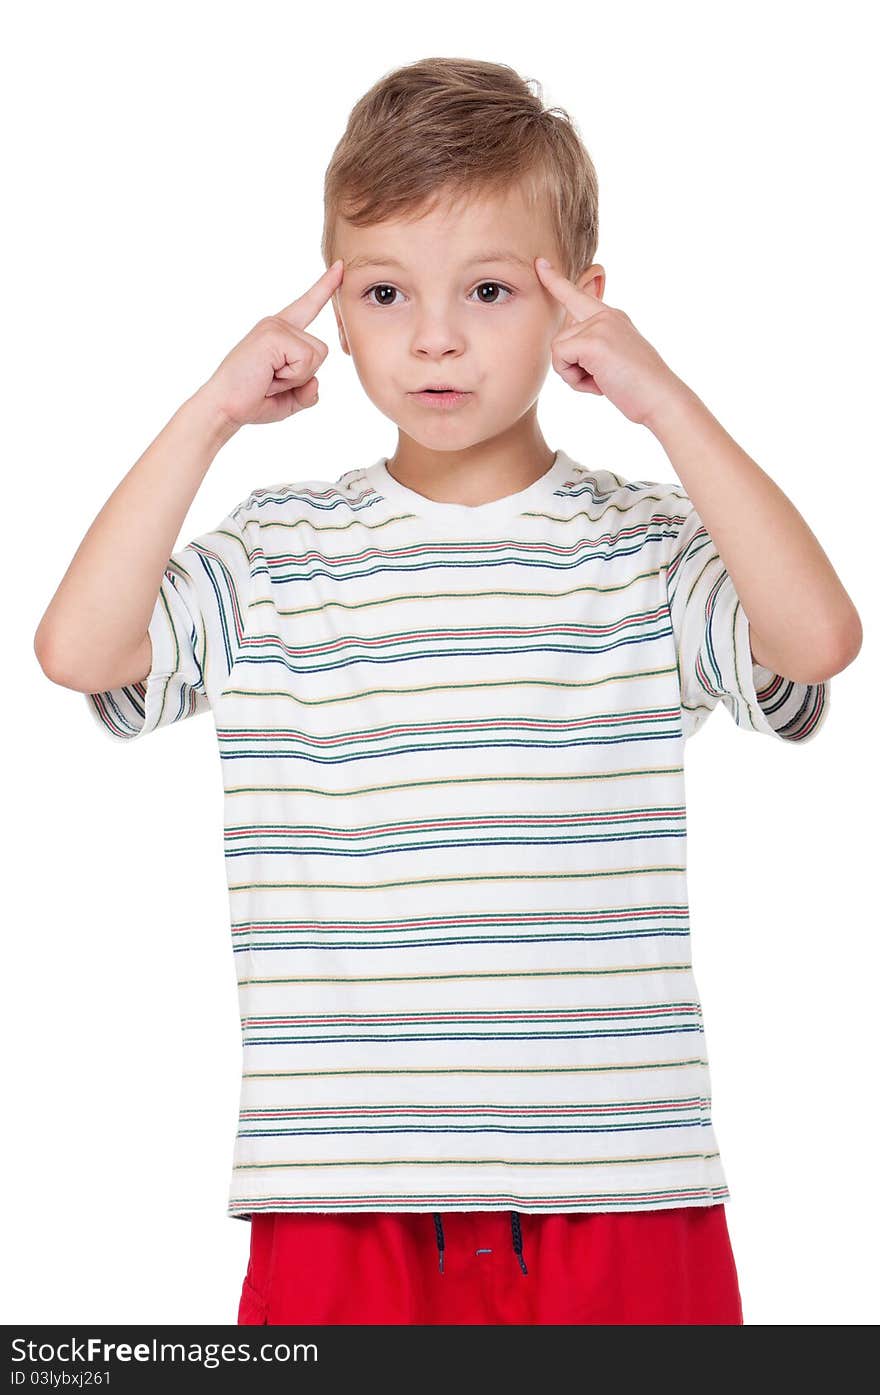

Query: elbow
left=810, top=614, right=863, bottom=684
left=755, top=617, right=863, bottom=686
left=845, top=611, right=864, bottom=665
left=34, top=639, right=78, bottom=690
left=34, top=625, right=64, bottom=685
left=33, top=627, right=96, bottom=692
left=832, top=608, right=863, bottom=674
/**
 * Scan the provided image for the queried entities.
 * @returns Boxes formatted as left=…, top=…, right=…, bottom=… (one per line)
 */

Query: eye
left=471, top=281, right=514, bottom=306
left=361, top=280, right=515, bottom=308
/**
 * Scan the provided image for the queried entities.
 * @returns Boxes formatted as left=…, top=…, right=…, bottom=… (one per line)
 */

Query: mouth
left=408, top=387, right=473, bottom=409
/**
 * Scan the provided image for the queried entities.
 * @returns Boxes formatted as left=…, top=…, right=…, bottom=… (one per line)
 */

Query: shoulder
left=227, top=465, right=379, bottom=533
left=559, top=452, right=689, bottom=530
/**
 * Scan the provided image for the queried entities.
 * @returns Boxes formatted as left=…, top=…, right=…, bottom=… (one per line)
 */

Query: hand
left=535, top=257, right=690, bottom=430
left=198, top=259, right=345, bottom=431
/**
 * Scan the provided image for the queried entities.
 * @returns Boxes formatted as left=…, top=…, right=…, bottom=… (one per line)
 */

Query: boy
left=34, top=57, right=861, bottom=1326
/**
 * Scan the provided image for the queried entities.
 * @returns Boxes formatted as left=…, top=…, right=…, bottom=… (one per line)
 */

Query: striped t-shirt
left=85, top=447, right=830, bottom=1218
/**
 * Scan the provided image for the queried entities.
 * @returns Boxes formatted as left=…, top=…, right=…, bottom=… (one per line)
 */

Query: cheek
left=345, top=318, right=385, bottom=363
left=348, top=316, right=399, bottom=362
left=523, top=299, right=563, bottom=345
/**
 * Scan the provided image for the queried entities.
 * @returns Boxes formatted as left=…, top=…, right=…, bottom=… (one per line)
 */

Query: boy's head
left=321, top=58, right=603, bottom=456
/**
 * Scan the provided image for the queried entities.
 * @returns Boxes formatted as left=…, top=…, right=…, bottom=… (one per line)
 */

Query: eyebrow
left=345, top=249, right=534, bottom=273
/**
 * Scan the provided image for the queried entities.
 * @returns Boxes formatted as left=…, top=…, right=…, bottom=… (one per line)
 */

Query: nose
left=409, top=310, right=468, bottom=357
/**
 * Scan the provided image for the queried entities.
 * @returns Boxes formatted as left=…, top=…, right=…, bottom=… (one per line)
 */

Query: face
left=330, top=182, right=605, bottom=454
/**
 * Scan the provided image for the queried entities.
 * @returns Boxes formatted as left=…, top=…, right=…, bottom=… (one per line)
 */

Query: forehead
left=336, top=182, right=557, bottom=270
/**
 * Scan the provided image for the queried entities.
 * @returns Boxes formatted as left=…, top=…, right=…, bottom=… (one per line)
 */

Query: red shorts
left=237, top=1204, right=743, bottom=1325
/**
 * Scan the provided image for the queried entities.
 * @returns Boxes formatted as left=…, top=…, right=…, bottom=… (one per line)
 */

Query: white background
left=3, top=0, right=877, bottom=1326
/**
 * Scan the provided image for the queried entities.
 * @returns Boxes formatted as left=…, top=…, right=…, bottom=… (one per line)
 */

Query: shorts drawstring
left=511, top=1210, right=528, bottom=1275
left=432, top=1211, right=446, bottom=1274
left=431, top=1211, right=528, bottom=1276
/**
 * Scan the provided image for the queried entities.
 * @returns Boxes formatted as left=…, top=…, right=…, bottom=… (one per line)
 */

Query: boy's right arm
left=33, top=259, right=345, bottom=694
left=34, top=390, right=238, bottom=692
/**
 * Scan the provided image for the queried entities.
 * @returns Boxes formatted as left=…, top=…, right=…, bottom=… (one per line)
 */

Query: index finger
left=535, top=258, right=603, bottom=323
left=276, top=258, right=345, bottom=330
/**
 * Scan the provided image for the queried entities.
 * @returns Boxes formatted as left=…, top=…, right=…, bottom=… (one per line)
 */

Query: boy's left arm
left=638, top=387, right=860, bottom=684
left=535, top=257, right=863, bottom=685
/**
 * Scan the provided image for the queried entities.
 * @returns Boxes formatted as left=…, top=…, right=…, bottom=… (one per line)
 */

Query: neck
left=386, top=415, right=555, bottom=507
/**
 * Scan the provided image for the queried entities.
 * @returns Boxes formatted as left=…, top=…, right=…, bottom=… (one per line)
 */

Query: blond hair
left=321, top=57, right=599, bottom=283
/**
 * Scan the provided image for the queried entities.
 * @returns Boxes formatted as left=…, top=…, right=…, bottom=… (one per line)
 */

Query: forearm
left=646, top=385, right=862, bottom=683
left=34, top=387, right=239, bottom=691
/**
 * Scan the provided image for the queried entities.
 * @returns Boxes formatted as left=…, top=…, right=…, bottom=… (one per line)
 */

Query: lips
left=409, top=387, right=473, bottom=410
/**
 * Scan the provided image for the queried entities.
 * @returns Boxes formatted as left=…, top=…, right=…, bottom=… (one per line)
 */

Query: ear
left=332, top=295, right=351, bottom=356
left=581, top=264, right=606, bottom=301
left=559, top=264, right=606, bottom=332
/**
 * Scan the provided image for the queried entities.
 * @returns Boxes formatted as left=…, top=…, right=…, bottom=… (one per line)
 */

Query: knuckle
left=268, top=314, right=295, bottom=338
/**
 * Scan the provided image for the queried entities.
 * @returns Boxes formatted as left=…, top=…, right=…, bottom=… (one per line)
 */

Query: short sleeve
left=662, top=491, right=830, bottom=744
left=85, top=500, right=256, bottom=742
